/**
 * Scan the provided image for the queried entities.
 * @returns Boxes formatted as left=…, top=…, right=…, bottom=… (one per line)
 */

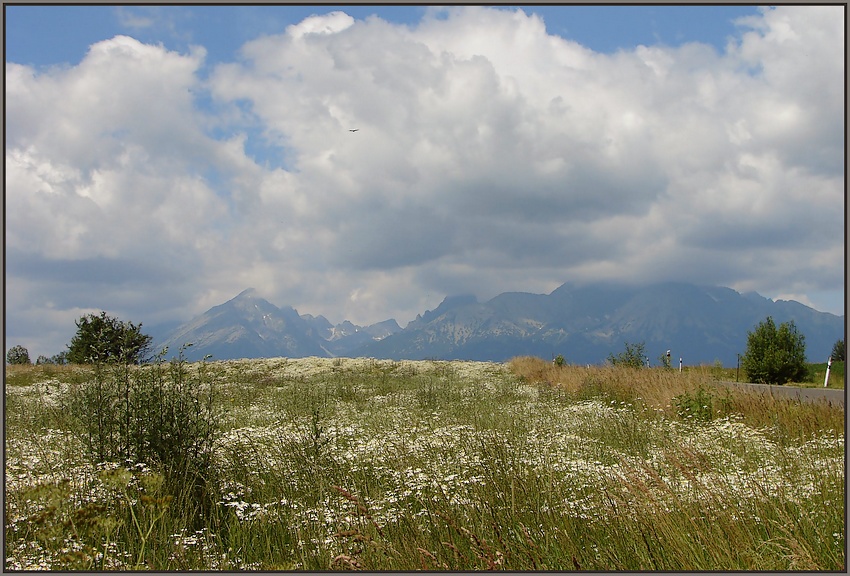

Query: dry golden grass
left=508, top=356, right=712, bottom=410
left=508, top=356, right=844, bottom=438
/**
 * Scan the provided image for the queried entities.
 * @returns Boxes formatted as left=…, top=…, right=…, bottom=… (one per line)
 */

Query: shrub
left=673, top=387, right=716, bottom=422
left=742, top=316, right=807, bottom=385
left=67, top=311, right=152, bottom=364
left=6, top=345, right=31, bottom=365
left=66, top=345, right=224, bottom=522
left=35, top=353, right=67, bottom=365
left=608, top=341, right=647, bottom=368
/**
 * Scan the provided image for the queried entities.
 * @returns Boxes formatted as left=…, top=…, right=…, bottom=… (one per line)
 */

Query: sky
left=5, top=5, right=846, bottom=359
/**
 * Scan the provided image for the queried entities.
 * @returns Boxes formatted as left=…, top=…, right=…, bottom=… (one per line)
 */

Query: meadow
left=5, top=355, right=845, bottom=570
left=705, top=361, right=845, bottom=389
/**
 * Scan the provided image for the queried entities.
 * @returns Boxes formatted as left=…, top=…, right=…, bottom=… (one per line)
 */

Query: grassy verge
left=691, top=361, right=844, bottom=389
left=805, top=361, right=845, bottom=388
left=5, top=357, right=845, bottom=570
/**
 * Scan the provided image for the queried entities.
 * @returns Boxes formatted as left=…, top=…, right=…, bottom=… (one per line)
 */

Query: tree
left=608, top=341, right=647, bottom=368
left=6, top=345, right=31, bottom=365
left=831, top=339, right=845, bottom=362
left=67, top=311, right=152, bottom=364
left=742, top=316, right=807, bottom=385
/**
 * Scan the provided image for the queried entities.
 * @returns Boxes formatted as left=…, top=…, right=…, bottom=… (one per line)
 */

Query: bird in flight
left=349, top=129, right=359, bottom=132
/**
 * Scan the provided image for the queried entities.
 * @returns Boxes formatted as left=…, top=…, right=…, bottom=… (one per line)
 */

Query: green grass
left=805, top=361, right=845, bottom=388
left=697, top=361, right=845, bottom=389
left=5, top=357, right=845, bottom=570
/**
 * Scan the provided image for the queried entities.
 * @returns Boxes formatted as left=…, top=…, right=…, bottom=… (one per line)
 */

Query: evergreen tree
left=831, top=339, right=845, bottom=362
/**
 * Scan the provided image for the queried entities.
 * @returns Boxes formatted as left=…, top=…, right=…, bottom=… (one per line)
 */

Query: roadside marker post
left=679, top=357, right=682, bottom=373
left=824, top=357, right=832, bottom=388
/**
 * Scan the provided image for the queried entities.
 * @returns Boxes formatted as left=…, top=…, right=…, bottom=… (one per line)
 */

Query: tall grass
left=509, top=356, right=844, bottom=438
left=5, top=356, right=845, bottom=570
left=701, top=361, right=845, bottom=389
left=808, top=360, right=845, bottom=389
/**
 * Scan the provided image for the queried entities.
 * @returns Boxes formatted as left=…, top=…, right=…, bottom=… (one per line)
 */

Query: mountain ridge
left=154, top=288, right=402, bottom=361
left=153, top=282, right=844, bottom=366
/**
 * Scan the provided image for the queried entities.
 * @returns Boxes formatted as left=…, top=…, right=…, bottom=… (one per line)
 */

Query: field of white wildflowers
left=5, top=357, right=845, bottom=570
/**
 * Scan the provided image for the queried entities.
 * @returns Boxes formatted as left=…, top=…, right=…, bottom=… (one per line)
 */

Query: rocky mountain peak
left=154, top=283, right=843, bottom=366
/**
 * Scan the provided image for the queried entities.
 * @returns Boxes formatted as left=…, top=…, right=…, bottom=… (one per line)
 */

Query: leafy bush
left=6, top=345, right=31, bottom=365
left=554, top=354, right=566, bottom=367
left=673, top=387, right=716, bottom=422
left=607, top=341, right=647, bottom=368
left=67, top=311, right=152, bottom=364
left=35, top=353, right=68, bottom=365
left=742, top=316, right=807, bottom=385
left=66, top=345, right=224, bottom=521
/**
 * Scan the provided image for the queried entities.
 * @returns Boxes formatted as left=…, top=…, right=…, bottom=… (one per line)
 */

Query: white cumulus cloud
left=5, top=5, right=844, bottom=358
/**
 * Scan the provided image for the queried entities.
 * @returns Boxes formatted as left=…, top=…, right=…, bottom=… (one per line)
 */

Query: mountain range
left=152, top=282, right=844, bottom=366
left=152, top=288, right=401, bottom=361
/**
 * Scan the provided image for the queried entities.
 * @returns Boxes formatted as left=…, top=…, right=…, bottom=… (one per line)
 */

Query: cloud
left=114, top=6, right=196, bottom=48
left=5, top=6, right=844, bottom=357
left=115, top=7, right=157, bottom=30
left=287, top=11, right=354, bottom=37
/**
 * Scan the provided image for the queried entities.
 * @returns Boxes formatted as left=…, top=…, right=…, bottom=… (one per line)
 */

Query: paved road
left=712, top=380, right=845, bottom=407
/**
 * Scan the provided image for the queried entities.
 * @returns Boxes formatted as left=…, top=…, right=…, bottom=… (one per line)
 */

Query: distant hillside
left=353, top=282, right=844, bottom=366
left=153, top=282, right=843, bottom=366
left=154, top=288, right=401, bottom=361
